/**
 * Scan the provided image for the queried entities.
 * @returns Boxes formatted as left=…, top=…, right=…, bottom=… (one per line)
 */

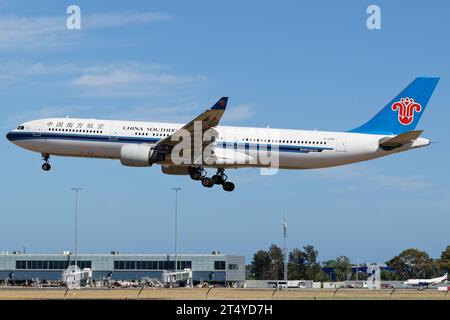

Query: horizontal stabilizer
left=379, top=130, right=423, bottom=149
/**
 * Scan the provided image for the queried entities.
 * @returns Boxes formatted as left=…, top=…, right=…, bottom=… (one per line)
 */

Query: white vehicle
left=6, top=77, right=438, bottom=192
left=403, top=273, right=448, bottom=289
left=287, top=281, right=307, bottom=288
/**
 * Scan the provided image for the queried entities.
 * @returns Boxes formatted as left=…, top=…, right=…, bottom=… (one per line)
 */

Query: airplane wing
left=150, top=97, right=228, bottom=164
left=379, top=130, right=423, bottom=149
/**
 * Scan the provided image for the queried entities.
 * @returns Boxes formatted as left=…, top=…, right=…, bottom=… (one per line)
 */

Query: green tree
left=250, top=245, right=285, bottom=280
left=251, top=250, right=271, bottom=280
left=381, top=269, right=396, bottom=281
left=288, top=245, right=330, bottom=281
left=302, top=245, right=323, bottom=281
left=268, top=244, right=284, bottom=280
left=438, top=245, right=450, bottom=273
left=288, top=248, right=305, bottom=279
left=323, top=256, right=352, bottom=281
left=386, top=248, right=439, bottom=280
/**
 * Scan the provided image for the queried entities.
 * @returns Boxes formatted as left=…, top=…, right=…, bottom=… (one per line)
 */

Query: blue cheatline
left=6, top=132, right=334, bottom=154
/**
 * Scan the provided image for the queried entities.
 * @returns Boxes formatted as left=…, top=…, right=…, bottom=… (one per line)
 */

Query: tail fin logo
left=391, top=97, right=422, bottom=126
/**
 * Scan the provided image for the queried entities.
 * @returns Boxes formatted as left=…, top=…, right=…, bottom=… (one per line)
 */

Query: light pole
left=71, top=188, right=82, bottom=269
left=283, top=214, right=288, bottom=281
left=171, top=187, right=182, bottom=272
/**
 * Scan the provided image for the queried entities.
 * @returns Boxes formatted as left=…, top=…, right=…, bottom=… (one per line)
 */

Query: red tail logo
left=391, top=97, right=422, bottom=126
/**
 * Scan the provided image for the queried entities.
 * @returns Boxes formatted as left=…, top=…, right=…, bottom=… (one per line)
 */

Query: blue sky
left=1, top=0, right=449, bottom=264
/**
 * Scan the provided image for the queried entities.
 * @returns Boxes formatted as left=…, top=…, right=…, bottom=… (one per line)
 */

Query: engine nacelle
left=120, top=144, right=154, bottom=167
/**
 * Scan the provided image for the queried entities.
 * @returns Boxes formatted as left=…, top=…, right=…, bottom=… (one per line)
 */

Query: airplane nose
left=6, top=132, right=12, bottom=141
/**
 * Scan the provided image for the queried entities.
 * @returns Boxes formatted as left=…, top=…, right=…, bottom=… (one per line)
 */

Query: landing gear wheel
left=212, top=174, right=224, bottom=185
left=222, top=182, right=235, bottom=192
left=201, top=177, right=214, bottom=188
left=212, top=168, right=227, bottom=185
left=42, top=163, right=51, bottom=171
left=189, top=170, right=202, bottom=181
left=189, top=167, right=205, bottom=181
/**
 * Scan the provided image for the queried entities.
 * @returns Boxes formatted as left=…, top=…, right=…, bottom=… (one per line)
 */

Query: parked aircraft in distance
left=403, top=273, right=448, bottom=289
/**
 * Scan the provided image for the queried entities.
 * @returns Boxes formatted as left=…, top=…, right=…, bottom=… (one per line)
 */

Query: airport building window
left=16, top=260, right=91, bottom=270
left=228, top=264, right=239, bottom=270
left=214, top=261, right=226, bottom=270
left=177, top=261, right=192, bottom=270
left=113, top=260, right=192, bottom=270
left=70, top=261, right=91, bottom=269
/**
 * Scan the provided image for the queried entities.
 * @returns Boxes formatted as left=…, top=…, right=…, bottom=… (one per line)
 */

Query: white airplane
left=403, top=273, right=448, bottom=289
left=6, top=77, right=439, bottom=192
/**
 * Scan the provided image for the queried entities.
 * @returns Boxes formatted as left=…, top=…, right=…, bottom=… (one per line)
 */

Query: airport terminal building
left=0, top=252, right=245, bottom=286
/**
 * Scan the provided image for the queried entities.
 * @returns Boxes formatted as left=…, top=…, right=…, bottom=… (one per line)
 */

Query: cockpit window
left=17, top=126, right=25, bottom=130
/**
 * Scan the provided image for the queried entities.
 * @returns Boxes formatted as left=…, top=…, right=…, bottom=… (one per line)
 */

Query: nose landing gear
left=41, top=154, right=51, bottom=171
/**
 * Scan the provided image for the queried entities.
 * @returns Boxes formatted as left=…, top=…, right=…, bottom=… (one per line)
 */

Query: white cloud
left=0, top=61, right=208, bottom=97
left=71, top=63, right=208, bottom=97
left=0, top=15, right=64, bottom=49
left=373, top=174, right=431, bottom=190
left=0, top=12, right=172, bottom=50
left=316, top=165, right=431, bottom=191
left=0, top=60, right=210, bottom=131
left=222, top=104, right=254, bottom=122
left=0, top=60, right=77, bottom=85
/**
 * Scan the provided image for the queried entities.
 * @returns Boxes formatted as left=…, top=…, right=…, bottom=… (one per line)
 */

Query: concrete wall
left=226, top=255, right=245, bottom=282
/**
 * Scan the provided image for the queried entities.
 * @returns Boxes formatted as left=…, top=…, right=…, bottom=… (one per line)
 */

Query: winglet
left=211, top=97, right=228, bottom=110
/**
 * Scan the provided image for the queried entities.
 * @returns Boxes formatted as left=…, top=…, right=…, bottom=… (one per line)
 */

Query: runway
left=0, top=288, right=448, bottom=300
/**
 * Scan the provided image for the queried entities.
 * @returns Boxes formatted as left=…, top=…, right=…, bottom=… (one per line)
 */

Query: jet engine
left=120, top=144, right=154, bottom=167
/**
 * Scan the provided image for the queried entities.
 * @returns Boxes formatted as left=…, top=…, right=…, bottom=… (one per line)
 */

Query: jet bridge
left=161, top=269, right=193, bottom=287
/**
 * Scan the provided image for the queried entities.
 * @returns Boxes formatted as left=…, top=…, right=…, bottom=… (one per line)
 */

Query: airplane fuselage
left=6, top=117, right=430, bottom=170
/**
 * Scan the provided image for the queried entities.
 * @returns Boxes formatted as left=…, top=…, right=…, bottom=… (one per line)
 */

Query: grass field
left=0, top=288, right=448, bottom=300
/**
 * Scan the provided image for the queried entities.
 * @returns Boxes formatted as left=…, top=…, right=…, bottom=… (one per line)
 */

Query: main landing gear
left=188, top=167, right=235, bottom=192
left=41, top=154, right=51, bottom=171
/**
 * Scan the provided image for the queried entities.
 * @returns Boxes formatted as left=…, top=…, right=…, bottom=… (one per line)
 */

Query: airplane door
left=336, top=136, right=346, bottom=152
left=33, top=123, right=42, bottom=137
left=109, top=124, right=119, bottom=141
